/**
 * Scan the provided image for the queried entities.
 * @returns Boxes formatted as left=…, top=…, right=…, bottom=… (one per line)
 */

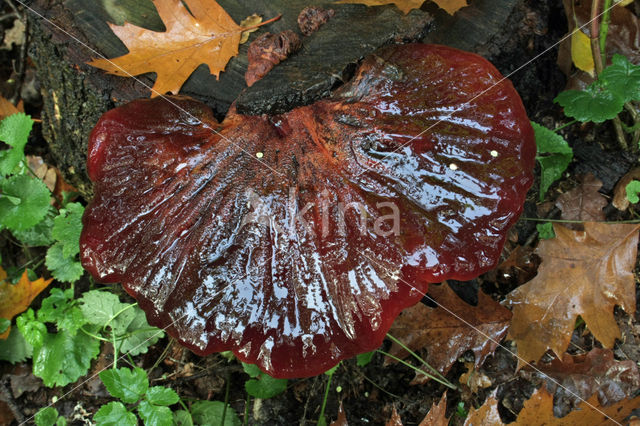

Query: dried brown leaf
left=459, top=362, right=492, bottom=394
left=536, top=348, right=640, bottom=412
left=330, top=401, right=349, bottom=426
left=418, top=393, right=448, bottom=426
left=613, top=167, right=640, bottom=210
left=88, top=0, right=247, bottom=96
left=555, top=174, right=607, bottom=227
left=464, top=392, right=502, bottom=426
left=298, top=7, right=335, bottom=36
left=0, top=96, right=23, bottom=120
left=388, top=283, right=512, bottom=383
left=386, top=406, right=403, bottom=426
left=245, top=31, right=301, bottom=87
left=506, top=223, right=640, bottom=367
left=513, top=384, right=640, bottom=425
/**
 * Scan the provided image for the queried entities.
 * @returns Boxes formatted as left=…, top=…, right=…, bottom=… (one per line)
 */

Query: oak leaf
left=513, top=384, right=640, bottom=425
left=388, top=283, right=512, bottom=384
left=88, top=0, right=247, bottom=96
left=506, top=223, right=640, bottom=367
left=0, top=268, right=53, bottom=339
left=535, top=348, right=640, bottom=416
left=334, top=0, right=467, bottom=15
left=465, top=385, right=640, bottom=425
left=463, top=391, right=501, bottom=426
left=418, top=393, right=448, bottom=426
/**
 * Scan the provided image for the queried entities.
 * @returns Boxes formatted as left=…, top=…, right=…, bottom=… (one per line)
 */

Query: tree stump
left=26, top=0, right=534, bottom=197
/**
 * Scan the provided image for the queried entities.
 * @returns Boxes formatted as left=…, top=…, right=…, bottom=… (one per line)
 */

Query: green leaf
left=31, top=327, right=100, bottom=387
left=356, top=351, right=375, bottom=367
left=173, top=410, right=194, bottom=426
left=324, top=363, right=340, bottom=376
left=45, top=243, right=84, bottom=283
left=79, top=290, right=134, bottom=330
left=16, top=309, right=46, bottom=348
left=99, top=366, right=149, bottom=404
left=190, top=401, right=241, bottom=426
left=0, top=175, right=51, bottom=231
left=137, top=400, right=173, bottom=426
left=599, top=54, right=640, bottom=103
left=241, top=362, right=261, bottom=378
left=554, top=83, right=624, bottom=123
left=51, top=202, right=84, bottom=258
left=0, top=318, right=9, bottom=334
left=0, top=326, right=32, bottom=363
left=0, top=113, right=33, bottom=176
left=625, top=180, right=640, bottom=204
left=245, top=373, right=287, bottom=399
left=536, top=222, right=555, bottom=239
left=146, top=386, right=179, bottom=406
left=117, top=306, right=164, bottom=356
left=34, top=407, right=59, bottom=426
left=94, top=402, right=137, bottom=426
left=532, top=122, right=573, bottom=201
left=11, top=206, right=55, bottom=246
left=37, top=288, right=86, bottom=334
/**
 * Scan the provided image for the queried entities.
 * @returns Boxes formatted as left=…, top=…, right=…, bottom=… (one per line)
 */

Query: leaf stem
left=79, top=326, right=109, bottom=342
left=243, top=394, right=251, bottom=426
left=103, top=302, right=137, bottom=333
left=377, top=349, right=458, bottom=390
left=553, top=119, right=578, bottom=133
left=386, top=333, right=449, bottom=383
left=598, top=0, right=612, bottom=64
left=241, top=14, right=281, bottom=31
left=221, top=371, right=231, bottom=425
left=317, top=367, right=334, bottom=425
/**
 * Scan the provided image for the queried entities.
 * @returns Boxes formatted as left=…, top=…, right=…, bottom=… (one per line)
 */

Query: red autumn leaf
left=387, top=283, right=512, bottom=383
left=506, top=222, right=640, bottom=367
left=80, top=44, right=535, bottom=378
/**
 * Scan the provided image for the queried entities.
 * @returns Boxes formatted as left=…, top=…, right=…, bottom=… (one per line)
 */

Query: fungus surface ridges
left=80, top=44, right=536, bottom=378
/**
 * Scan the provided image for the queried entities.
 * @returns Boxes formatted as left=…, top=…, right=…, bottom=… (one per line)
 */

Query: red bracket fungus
left=80, top=44, right=535, bottom=378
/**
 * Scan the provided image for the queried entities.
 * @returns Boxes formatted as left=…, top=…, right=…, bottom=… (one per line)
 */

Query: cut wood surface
left=27, top=0, right=525, bottom=195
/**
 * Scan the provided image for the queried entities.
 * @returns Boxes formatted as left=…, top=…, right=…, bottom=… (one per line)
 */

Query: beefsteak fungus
left=81, top=44, right=535, bottom=378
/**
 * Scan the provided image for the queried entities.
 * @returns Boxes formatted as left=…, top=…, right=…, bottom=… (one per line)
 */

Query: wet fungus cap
left=80, top=44, right=535, bottom=378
